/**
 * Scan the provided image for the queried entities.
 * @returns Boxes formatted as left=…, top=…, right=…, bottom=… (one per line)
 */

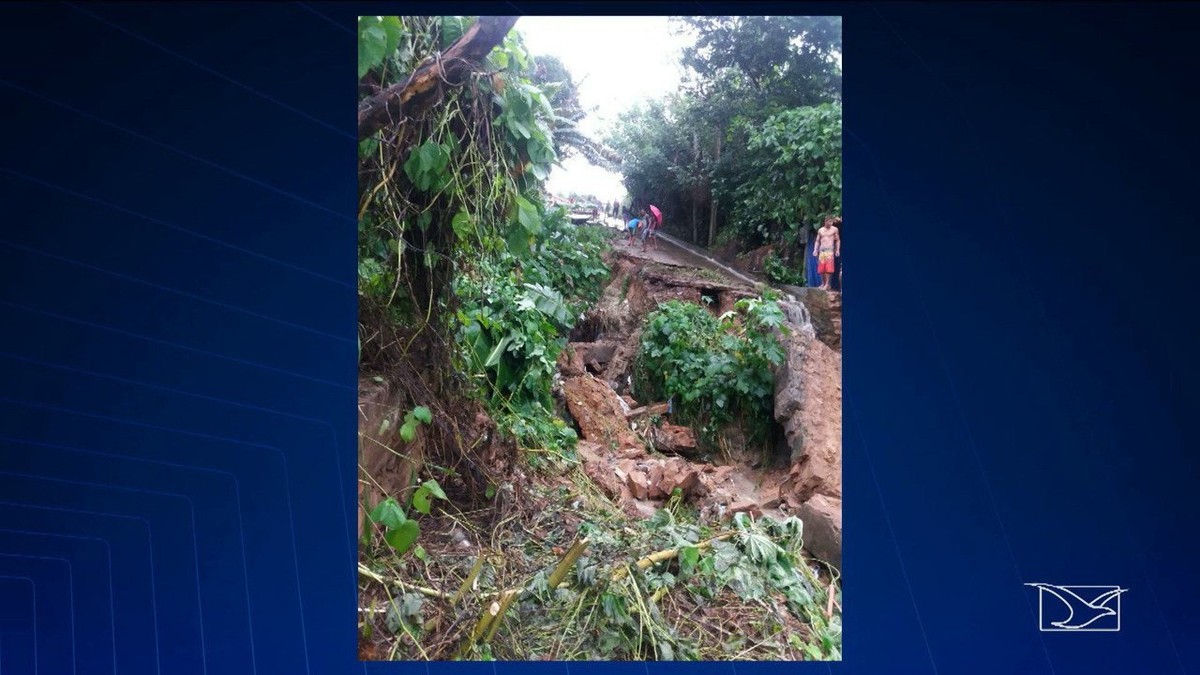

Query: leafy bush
left=762, top=250, right=806, bottom=286
left=633, top=296, right=787, bottom=448
left=728, top=104, right=842, bottom=250
left=455, top=206, right=610, bottom=453
left=367, top=477, right=447, bottom=555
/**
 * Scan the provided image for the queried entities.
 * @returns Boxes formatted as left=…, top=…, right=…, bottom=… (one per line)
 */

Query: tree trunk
left=691, top=130, right=700, bottom=244
left=708, top=130, right=722, bottom=247
left=358, top=16, right=519, bottom=139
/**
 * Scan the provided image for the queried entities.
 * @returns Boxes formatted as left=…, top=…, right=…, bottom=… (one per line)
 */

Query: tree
left=608, top=16, right=843, bottom=270
left=358, top=16, right=519, bottom=139
left=528, top=53, right=619, bottom=169
left=675, top=16, right=841, bottom=112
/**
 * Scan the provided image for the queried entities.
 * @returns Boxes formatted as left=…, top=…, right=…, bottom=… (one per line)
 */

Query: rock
left=727, top=498, right=763, bottom=519
left=658, top=457, right=702, bottom=498
left=575, top=341, right=619, bottom=369
left=786, top=289, right=841, bottom=352
left=653, top=423, right=699, bottom=456
left=557, top=345, right=586, bottom=377
left=624, top=499, right=659, bottom=520
left=627, top=469, right=651, bottom=500
left=647, top=462, right=667, bottom=500
left=576, top=441, right=624, bottom=500
left=772, top=332, right=842, bottom=502
left=617, top=446, right=646, bottom=460
left=563, top=374, right=642, bottom=451
left=783, top=489, right=806, bottom=510
left=575, top=440, right=603, bottom=463
left=797, top=494, right=842, bottom=568
left=600, top=330, right=642, bottom=388
left=614, top=457, right=639, bottom=480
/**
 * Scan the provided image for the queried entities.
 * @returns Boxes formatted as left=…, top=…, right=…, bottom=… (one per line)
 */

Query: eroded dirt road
left=556, top=227, right=843, bottom=566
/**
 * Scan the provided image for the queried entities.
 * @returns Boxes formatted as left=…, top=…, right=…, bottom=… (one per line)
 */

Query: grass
left=358, top=460, right=842, bottom=661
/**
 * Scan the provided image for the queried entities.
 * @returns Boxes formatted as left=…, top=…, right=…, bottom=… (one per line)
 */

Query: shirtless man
left=812, top=216, right=841, bottom=291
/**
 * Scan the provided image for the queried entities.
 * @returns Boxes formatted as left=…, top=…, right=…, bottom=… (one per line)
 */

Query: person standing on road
left=642, top=204, right=662, bottom=252
left=812, top=215, right=841, bottom=291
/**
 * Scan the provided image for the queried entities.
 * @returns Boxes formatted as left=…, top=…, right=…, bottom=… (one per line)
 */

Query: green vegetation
left=361, top=489, right=840, bottom=661
left=366, top=478, right=448, bottom=555
left=357, top=16, right=611, bottom=469
left=455, top=207, right=610, bottom=454
left=633, top=294, right=788, bottom=451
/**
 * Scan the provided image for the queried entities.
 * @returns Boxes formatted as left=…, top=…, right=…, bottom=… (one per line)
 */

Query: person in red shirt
left=641, top=205, right=662, bottom=252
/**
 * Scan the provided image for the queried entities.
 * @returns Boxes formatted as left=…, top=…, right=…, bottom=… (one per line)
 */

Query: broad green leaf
left=679, top=545, right=700, bottom=577
left=484, top=335, right=514, bottom=368
left=411, top=486, right=433, bottom=514
left=379, top=16, right=404, bottom=56
left=513, top=194, right=542, bottom=234
left=421, top=479, right=447, bottom=500
left=399, top=420, right=416, bottom=443
left=439, top=16, right=475, bottom=48
left=411, top=406, right=433, bottom=425
left=358, top=137, right=379, bottom=159
left=402, top=150, right=423, bottom=184
left=358, top=25, right=388, bottom=79
left=384, top=519, right=420, bottom=553
left=368, top=497, right=407, bottom=530
left=451, top=210, right=472, bottom=239
left=508, top=118, right=531, bottom=139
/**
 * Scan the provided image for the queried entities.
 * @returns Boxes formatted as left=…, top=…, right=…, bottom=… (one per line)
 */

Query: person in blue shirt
left=625, top=216, right=641, bottom=245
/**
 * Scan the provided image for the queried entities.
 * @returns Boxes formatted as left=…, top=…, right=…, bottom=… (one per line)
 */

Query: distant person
left=812, top=216, right=841, bottom=291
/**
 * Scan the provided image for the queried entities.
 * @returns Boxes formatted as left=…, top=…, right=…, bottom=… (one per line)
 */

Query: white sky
left=515, top=17, right=694, bottom=204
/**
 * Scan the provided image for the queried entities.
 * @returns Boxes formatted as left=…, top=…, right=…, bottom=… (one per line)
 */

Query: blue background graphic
left=1, top=2, right=1197, bottom=674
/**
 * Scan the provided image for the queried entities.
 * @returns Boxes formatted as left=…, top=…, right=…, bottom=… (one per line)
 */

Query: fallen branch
left=623, top=402, right=671, bottom=420
left=358, top=16, right=519, bottom=139
left=637, top=267, right=749, bottom=293
left=547, top=536, right=591, bottom=589
left=482, top=589, right=520, bottom=643
left=451, top=555, right=486, bottom=606
left=612, top=530, right=737, bottom=581
left=358, top=562, right=452, bottom=600
left=457, top=536, right=590, bottom=656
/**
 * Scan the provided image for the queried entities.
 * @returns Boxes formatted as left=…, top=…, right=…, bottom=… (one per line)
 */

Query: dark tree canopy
left=675, top=16, right=842, bottom=111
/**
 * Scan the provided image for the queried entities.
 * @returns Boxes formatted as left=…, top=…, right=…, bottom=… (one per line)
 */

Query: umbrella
left=648, top=204, right=662, bottom=224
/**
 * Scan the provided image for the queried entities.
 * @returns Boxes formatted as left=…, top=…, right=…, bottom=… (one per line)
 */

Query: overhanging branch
left=357, top=16, right=519, bottom=140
